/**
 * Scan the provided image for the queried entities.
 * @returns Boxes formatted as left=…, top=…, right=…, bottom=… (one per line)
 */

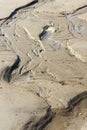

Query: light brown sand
left=1, top=0, right=87, bottom=130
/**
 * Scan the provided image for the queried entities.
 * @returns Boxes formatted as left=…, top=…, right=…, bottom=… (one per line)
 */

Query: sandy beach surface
left=1, top=0, right=87, bottom=130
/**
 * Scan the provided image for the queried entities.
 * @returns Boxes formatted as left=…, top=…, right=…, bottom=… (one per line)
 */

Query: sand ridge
left=1, top=0, right=87, bottom=130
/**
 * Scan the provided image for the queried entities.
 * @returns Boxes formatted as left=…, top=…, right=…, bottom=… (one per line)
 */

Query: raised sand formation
left=1, top=0, right=87, bottom=130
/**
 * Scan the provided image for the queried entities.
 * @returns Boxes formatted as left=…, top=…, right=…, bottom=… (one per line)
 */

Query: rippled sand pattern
left=1, top=0, right=87, bottom=130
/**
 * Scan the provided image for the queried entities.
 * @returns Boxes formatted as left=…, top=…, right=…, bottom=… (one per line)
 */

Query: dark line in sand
left=61, top=5, right=87, bottom=16
left=23, top=107, right=53, bottom=130
left=65, top=91, right=87, bottom=112
left=72, top=5, right=87, bottom=14
left=1, top=0, right=38, bottom=26
left=3, top=55, right=21, bottom=82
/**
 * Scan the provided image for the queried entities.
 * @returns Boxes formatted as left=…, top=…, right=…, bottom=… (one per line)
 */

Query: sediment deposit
left=1, top=0, right=87, bottom=130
